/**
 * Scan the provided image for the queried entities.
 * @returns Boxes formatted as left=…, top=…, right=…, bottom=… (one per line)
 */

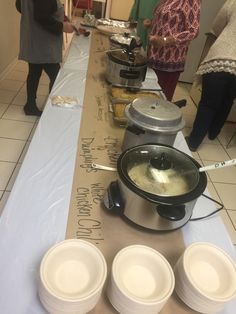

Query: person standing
left=129, top=0, right=160, bottom=51
left=187, top=0, right=236, bottom=152
left=15, top=0, right=74, bottom=116
left=145, top=0, right=201, bottom=102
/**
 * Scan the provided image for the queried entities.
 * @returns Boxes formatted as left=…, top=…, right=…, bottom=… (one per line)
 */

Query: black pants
left=189, top=71, right=236, bottom=148
left=26, top=63, right=60, bottom=107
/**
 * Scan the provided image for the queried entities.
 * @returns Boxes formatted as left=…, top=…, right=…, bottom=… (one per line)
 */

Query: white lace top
left=196, top=0, right=236, bottom=78
left=197, top=59, right=236, bottom=76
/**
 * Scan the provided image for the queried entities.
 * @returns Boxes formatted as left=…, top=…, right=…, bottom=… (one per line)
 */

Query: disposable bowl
left=183, top=242, right=236, bottom=303
left=108, top=245, right=175, bottom=314
left=39, top=239, right=107, bottom=313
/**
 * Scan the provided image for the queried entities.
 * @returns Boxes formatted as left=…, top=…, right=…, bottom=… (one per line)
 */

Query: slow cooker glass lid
left=120, top=145, right=200, bottom=197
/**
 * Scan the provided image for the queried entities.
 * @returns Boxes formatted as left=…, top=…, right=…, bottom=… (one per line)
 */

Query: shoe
left=24, top=105, right=42, bottom=117
left=185, top=136, right=197, bottom=152
left=173, top=99, right=187, bottom=108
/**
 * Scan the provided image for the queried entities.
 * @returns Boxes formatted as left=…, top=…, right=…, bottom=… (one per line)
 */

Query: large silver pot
left=122, top=97, right=185, bottom=150
left=106, top=50, right=147, bottom=87
left=103, top=144, right=207, bottom=231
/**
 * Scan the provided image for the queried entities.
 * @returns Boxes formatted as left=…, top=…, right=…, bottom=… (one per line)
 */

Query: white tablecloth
left=0, top=34, right=235, bottom=314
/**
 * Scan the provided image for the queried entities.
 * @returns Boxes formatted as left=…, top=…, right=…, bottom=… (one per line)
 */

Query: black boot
left=185, top=136, right=198, bottom=152
left=208, top=130, right=220, bottom=140
left=24, top=104, right=42, bottom=117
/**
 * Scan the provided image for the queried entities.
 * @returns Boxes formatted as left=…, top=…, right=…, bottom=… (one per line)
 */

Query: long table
left=0, top=32, right=235, bottom=314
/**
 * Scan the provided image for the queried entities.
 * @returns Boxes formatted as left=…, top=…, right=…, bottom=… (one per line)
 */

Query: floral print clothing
left=148, top=0, right=201, bottom=72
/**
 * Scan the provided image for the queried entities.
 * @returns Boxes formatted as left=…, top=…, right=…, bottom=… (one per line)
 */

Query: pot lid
left=107, top=50, right=147, bottom=67
left=119, top=144, right=200, bottom=197
left=125, top=97, right=185, bottom=133
left=110, top=33, right=142, bottom=48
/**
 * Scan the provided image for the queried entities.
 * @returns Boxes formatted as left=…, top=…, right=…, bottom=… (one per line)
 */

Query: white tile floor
left=0, top=61, right=45, bottom=216
left=0, top=34, right=73, bottom=216
left=1, top=49, right=236, bottom=250
left=175, top=82, right=236, bottom=248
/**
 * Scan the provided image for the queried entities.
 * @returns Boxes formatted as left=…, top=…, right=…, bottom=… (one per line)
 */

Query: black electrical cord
left=190, top=193, right=224, bottom=221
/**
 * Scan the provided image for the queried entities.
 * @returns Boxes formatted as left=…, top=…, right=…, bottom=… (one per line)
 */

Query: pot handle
left=103, top=181, right=125, bottom=214
left=156, top=204, right=186, bottom=221
left=126, top=124, right=145, bottom=135
left=120, top=70, right=140, bottom=80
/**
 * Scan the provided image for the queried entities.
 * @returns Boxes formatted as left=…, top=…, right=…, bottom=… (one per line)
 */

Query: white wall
left=0, top=1, right=20, bottom=76
left=108, top=0, right=134, bottom=21
left=180, top=0, right=226, bottom=83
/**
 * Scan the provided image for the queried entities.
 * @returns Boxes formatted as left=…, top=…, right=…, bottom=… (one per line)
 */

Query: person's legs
left=208, top=73, right=236, bottom=139
left=25, top=63, right=43, bottom=116
left=43, top=63, right=60, bottom=93
left=153, top=70, right=181, bottom=101
left=188, top=72, right=228, bottom=149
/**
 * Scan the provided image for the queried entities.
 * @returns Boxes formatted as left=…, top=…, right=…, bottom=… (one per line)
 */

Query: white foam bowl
left=107, top=245, right=175, bottom=314
left=183, top=242, right=236, bottom=302
left=39, top=239, right=107, bottom=314
left=175, top=242, right=236, bottom=313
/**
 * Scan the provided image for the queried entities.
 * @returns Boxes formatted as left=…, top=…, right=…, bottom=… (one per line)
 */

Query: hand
left=143, top=19, right=152, bottom=28
left=149, top=35, right=176, bottom=47
left=63, top=22, right=74, bottom=33
left=149, top=35, right=165, bottom=48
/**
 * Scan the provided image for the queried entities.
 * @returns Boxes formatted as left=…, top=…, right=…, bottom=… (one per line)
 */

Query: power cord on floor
left=190, top=193, right=224, bottom=221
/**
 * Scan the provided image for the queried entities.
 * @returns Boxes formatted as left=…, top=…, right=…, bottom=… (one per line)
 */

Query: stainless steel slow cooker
left=103, top=144, right=207, bottom=231
left=122, top=97, right=185, bottom=151
left=106, top=50, right=147, bottom=88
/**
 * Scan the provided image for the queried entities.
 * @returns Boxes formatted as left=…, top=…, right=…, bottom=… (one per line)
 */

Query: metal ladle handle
left=199, top=158, right=236, bottom=172
left=91, top=163, right=117, bottom=172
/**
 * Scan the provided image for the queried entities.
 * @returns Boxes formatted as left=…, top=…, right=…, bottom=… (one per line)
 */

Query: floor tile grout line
left=0, top=160, right=17, bottom=164
left=0, top=103, right=11, bottom=119
left=0, top=192, right=5, bottom=203
left=211, top=181, right=236, bottom=186
left=1, top=125, right=35, bottom=193
left=10, top=68, right=28, bottom=73
left=0, top=82, right=25, bottom=93
left=1, top=117, right=37, bottom=124
left=3, top=162, right=19, bottom=193
left=0, top=136, right=31, bottom=141
left=225, top=210, right=236, bottom=232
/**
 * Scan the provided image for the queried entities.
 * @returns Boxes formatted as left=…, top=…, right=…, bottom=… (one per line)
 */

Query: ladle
left=199, top=158, right=236, bottom=172
left=91, top=163, right=117, bottom=171
left=92, top=158, right=236, bottom=175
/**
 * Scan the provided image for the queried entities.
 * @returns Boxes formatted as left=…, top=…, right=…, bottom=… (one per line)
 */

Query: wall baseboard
left=0, top=58, right=18, bottom=81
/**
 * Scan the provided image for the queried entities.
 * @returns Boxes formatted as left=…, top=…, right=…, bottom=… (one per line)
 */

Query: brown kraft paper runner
left=66, top=30, right=197, bottom=314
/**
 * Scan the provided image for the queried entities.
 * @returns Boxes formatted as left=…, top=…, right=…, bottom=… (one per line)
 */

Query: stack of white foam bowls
left=38, top=239, right=107, bottom=314
left=107, top=245, right=175, bottom=314
left=174, top=242, right=236, bottom=313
